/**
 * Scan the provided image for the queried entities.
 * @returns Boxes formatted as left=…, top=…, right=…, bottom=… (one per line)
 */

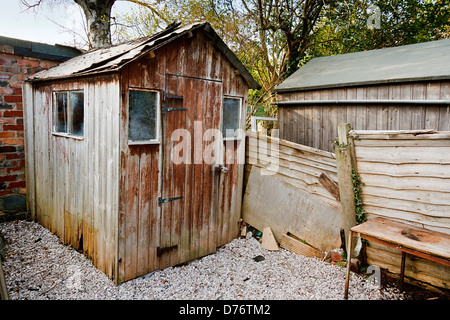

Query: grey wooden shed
left=273, top=39, right=450, bottom=152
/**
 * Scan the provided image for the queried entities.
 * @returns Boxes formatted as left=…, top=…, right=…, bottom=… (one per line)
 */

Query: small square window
left=53, top=90, right=84, bottom=137
left=128, top=89, right=160, bottom=143
left=69, top=91, right=84, bottom=137
left=223, top=97, right=242, bottom=139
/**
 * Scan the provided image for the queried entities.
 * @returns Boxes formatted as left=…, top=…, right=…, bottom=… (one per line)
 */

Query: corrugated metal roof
left=275, top=39, right=450, bottom=92
left=0, top=35, right=81, bottom=61
left=27, top=22, right=260, bottom=89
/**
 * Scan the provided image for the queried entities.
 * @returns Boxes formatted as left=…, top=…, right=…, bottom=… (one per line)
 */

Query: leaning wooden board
left=242, top=166, right=342, bottom=252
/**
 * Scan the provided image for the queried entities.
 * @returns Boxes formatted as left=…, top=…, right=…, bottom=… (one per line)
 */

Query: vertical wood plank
left=411, top=83, right=425, bottom=129
left=118, top=67, right=129, bottom=283
left=125, top=149, right=140, bottom=279
left=296, top=106, right=305, bottom=148
left=399, top=84, right=412, bottom=129
left=355, top=87, right=367, bottom=130
left=303, top=91, right=313, bottom=147
left=366, top=87, right=378, bottom=130
left=336, top=123, right=356, bottom=243
left=192, top=80, right=205, bottom=259
left=346, top=88, right=357, bottom=131
left=312, top=90, right=322, bottom=149
left=439, top=81, right=450, bottom=131
left=181, top=78, right=195, bottom=263
left=425, top=82, right=441, bottom=130
left=377, top=85, right=389, bottom=130
left=170, top=77, right=186, bottom=267
left=199, top=81, right=213, bottom=257
left=23, top=82, right=36, bottom=218
left=137, top=148, right=151, bottom=276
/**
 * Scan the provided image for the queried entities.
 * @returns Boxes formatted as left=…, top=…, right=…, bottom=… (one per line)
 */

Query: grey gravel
left=0, top=220, right=405, bottom=300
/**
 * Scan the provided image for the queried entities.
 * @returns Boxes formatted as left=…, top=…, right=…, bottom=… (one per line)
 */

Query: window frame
left=127, top=88, right=161, bottom=145
left=52, top=89, right=85, bottom=140
left=222, top=96, right=243, bottom=141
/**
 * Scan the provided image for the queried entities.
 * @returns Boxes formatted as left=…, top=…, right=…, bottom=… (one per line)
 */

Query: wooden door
left=158, top=75, right=223, bottom=269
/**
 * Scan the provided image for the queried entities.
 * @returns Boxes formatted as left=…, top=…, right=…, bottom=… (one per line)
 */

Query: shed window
left=222, top=97, right=242, bottom=139
left=53, top=90, right=84, bottom=137
left=128, top=89, right=160, bottom=143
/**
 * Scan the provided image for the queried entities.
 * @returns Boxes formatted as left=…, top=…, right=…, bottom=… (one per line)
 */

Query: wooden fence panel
left=243, top=132, right=343, bottom=252
left=351, top=129, right=450, bottom=289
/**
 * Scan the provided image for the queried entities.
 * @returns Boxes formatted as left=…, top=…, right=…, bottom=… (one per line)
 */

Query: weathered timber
left=350, top=129, right=450, bottom=289
left=335, top=124, right=357, bottom=243
left=24, top=23, right=256, bottom=284
left=279, top=234, right=324, bottom=259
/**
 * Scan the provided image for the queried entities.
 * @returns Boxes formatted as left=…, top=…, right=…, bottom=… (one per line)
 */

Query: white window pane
left=69, top=91, right=84, bottom=137
left=223, top=98, right=240, bottom=138
left=54, top=92, right=68, bottom=133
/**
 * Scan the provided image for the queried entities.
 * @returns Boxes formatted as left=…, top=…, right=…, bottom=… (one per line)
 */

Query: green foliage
left=309, top=0, right=450, bottom=57
left=352, top=168, right=367, bottom=225
left=112, top=0, right=450, bottom=129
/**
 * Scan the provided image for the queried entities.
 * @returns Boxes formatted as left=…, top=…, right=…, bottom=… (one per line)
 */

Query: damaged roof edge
left=26, top=22, right=261, bottom=90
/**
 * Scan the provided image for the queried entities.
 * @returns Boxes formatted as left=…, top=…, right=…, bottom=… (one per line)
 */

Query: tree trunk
left=74, top=0, right=116, bottom=49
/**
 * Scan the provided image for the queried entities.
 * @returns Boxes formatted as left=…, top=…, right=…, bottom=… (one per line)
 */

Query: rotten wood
left=345, top=217, right=450, bottom=299
left=279, top=234, right=324, bottom=259
left=351, top=218, right=450, bottom=261
left=335, top=123, right=357, bottom=244
left=318, top=172, right=340, bottom=202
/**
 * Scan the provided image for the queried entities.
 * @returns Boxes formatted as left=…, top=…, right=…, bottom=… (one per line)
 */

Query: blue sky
left=0, top=0, right=134, bottom=48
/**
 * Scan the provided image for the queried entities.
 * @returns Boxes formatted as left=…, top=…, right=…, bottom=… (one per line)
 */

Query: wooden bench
left=344, top=217, right=450, bottom=299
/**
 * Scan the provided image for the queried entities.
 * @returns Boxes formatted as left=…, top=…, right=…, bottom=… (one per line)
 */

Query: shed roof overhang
left=274, top=39, right=450, bottom=93
left=27, top=22, right=260, bottom=90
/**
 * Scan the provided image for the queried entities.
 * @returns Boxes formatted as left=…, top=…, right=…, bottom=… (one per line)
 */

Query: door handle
left=213, top=164, right=228, bottom=173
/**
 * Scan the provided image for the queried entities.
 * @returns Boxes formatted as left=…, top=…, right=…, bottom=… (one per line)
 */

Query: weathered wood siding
left=118, top=30, right=249, bottom=283
left=351, top=130, right=450, bottom=289
left=243, top=132, right=343, bottom=252
left=24, top=75, right=121, bottom=279
left=277, top=81, right=450, bottom=152
left=24, top=28, right=250, bottom=284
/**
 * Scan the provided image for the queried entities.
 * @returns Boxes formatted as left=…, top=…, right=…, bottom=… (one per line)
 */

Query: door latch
left=158, top=196, right=184, bottom=206
left=212, top=164, right=228, bottom=173
left=162, top=105, right=188, bottom=113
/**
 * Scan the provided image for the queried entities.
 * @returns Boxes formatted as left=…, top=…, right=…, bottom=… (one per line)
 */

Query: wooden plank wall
left=26, top=75, right=121, bottom=280
left=351, top=130, right=450, bottom=289
left=277, top=81, right=450, bottom=152
left=245, top=132, right=340, bottom=208
left=243, top=132, right=343, bottom=251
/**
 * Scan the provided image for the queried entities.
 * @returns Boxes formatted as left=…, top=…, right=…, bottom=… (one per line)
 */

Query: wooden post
left=335, top=123, right=356, bottom=249
left=23, top=82, right=36, bottom=220
left=0, top=255, right=9, bottom=300
left=344, top=230, right=354, bottom=299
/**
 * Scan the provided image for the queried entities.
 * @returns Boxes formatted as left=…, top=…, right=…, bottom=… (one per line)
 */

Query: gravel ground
left=0, top=220, right=405, bottom=300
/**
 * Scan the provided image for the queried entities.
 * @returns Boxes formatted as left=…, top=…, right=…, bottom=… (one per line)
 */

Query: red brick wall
left=0, top=46, right=60, bottom=197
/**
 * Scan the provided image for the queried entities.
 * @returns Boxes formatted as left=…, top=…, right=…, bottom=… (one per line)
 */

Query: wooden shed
left=23, top=22, right=259, bottom=284
left=273, top=39, right=450, bottom=152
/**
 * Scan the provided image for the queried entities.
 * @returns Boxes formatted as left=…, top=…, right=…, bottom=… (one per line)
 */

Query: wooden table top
left=351, top=217, right=450, bottom=260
